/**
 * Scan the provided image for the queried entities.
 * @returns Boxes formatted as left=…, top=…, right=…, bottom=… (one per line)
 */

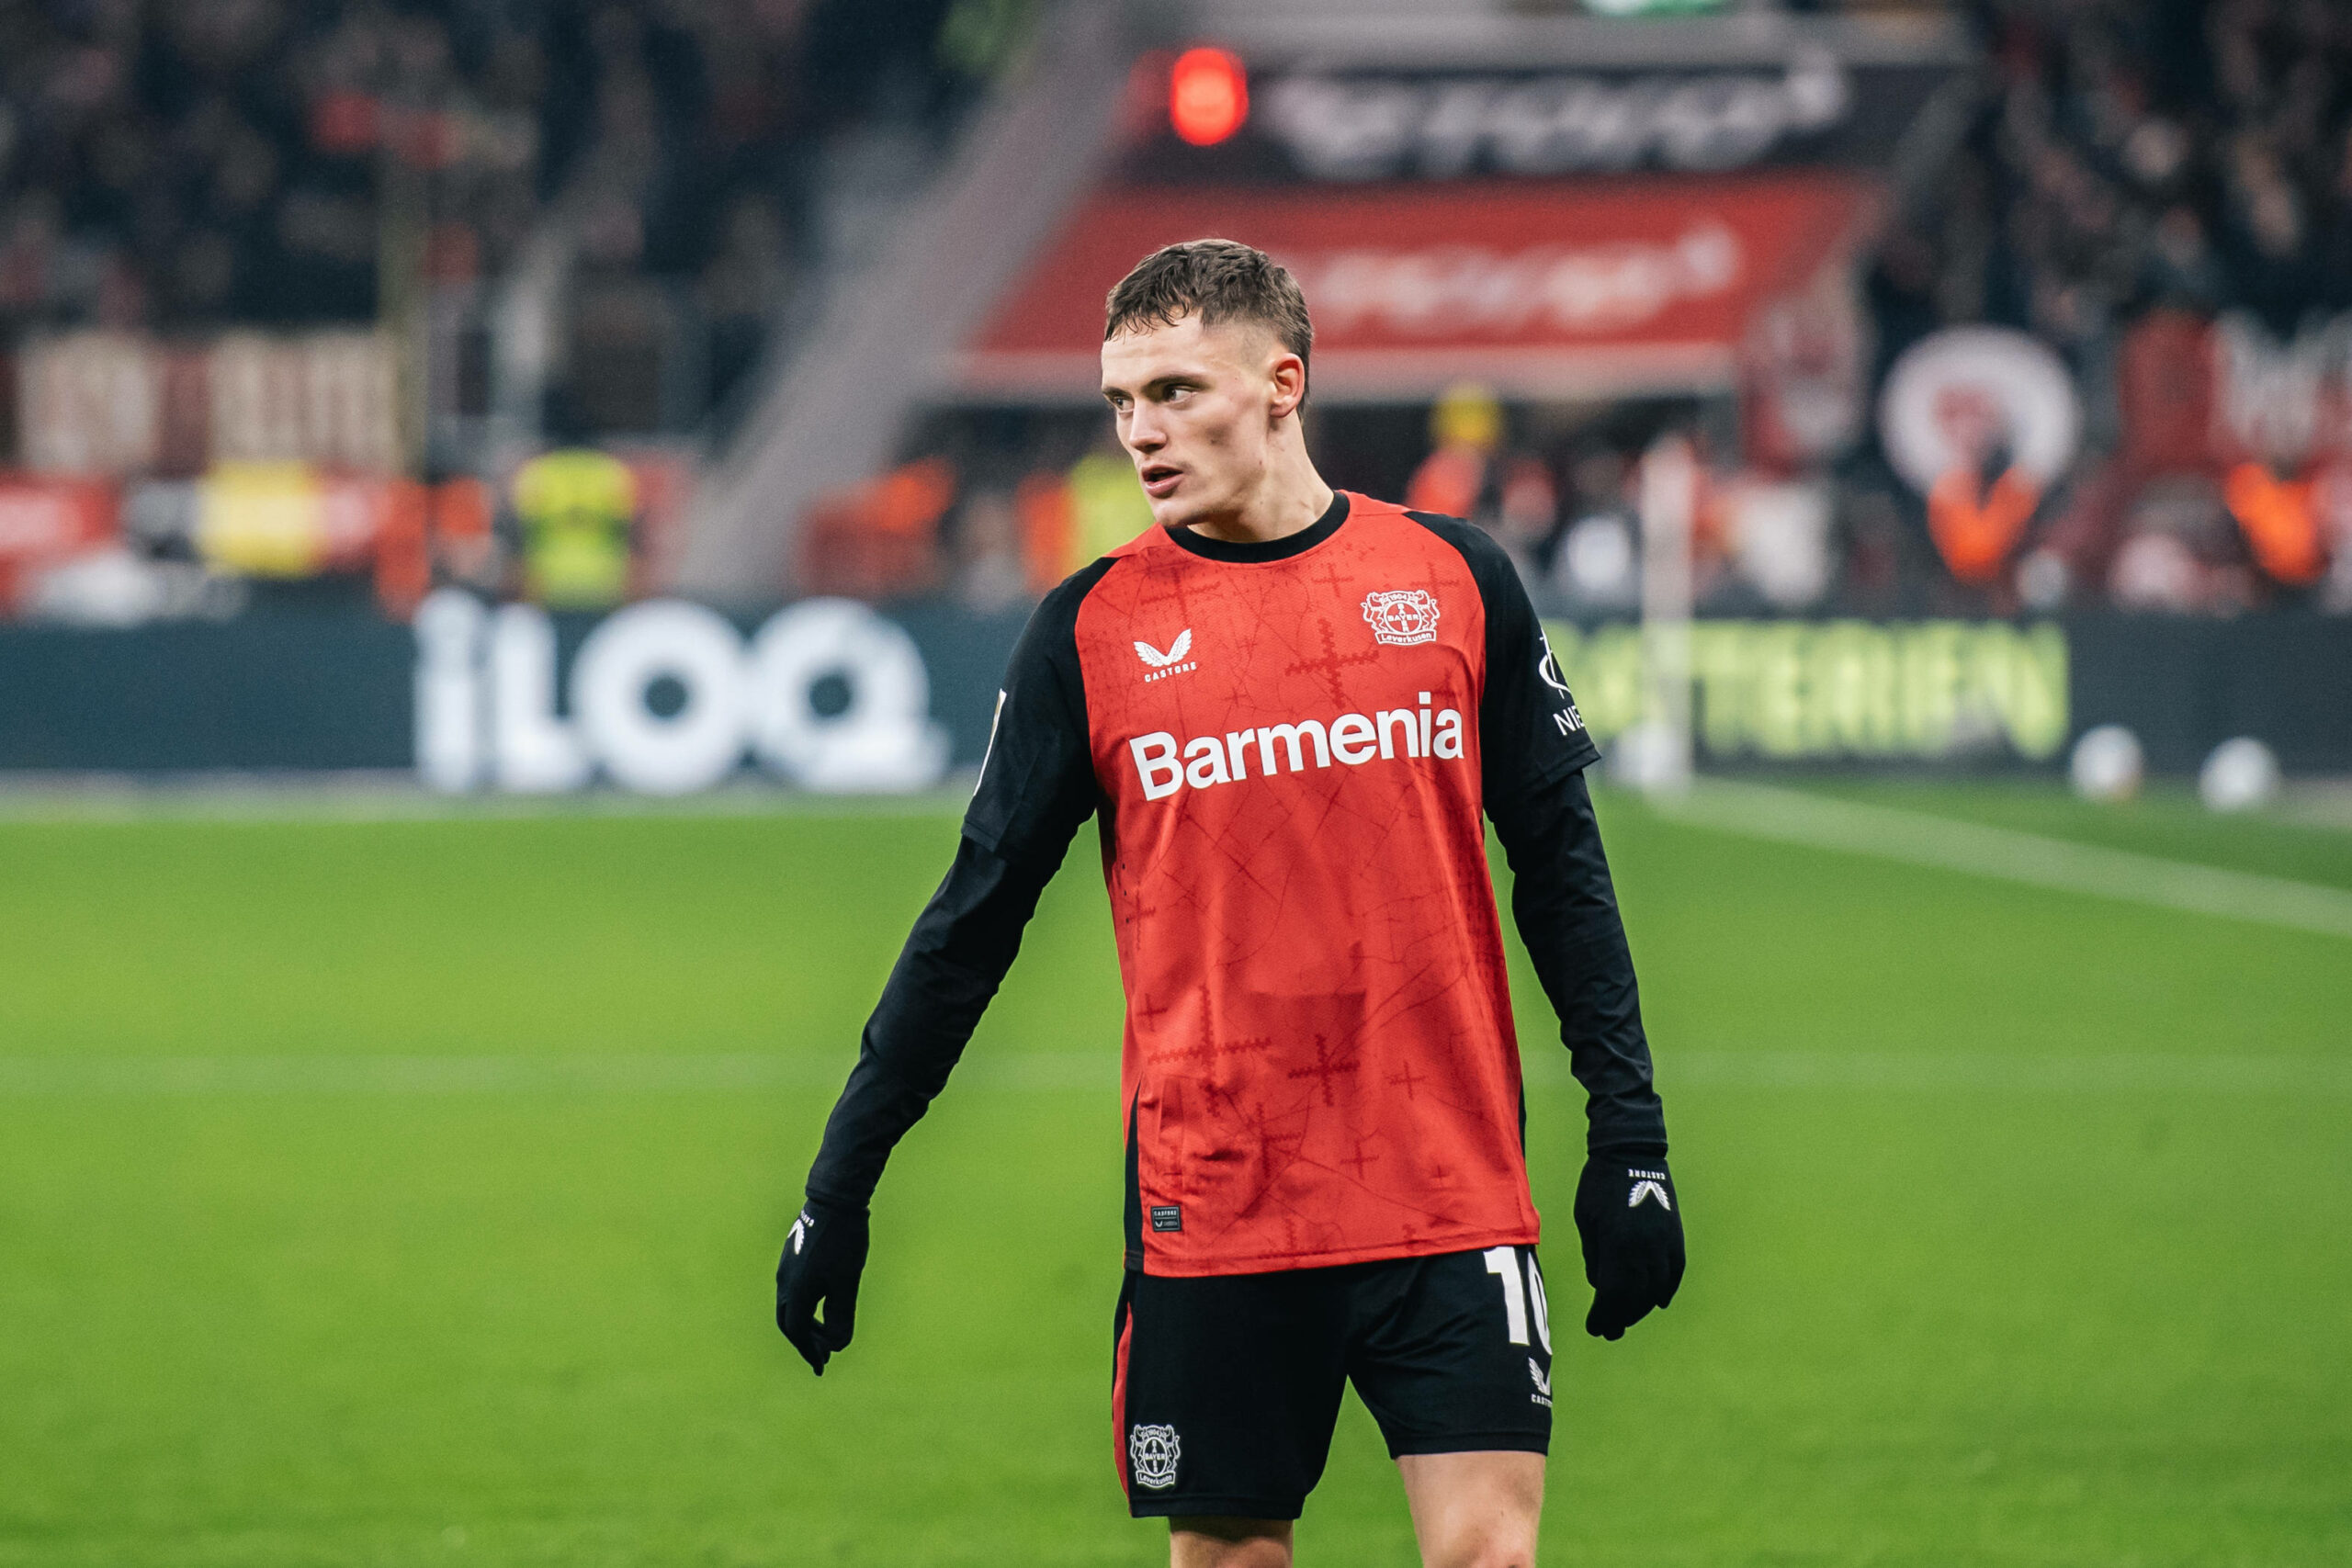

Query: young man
left=777, top=240, right=1684, bottom=1568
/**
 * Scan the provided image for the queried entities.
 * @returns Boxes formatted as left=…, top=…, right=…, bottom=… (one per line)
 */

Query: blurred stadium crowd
left=861, top=0, right=2352, bottom=623
left=1871, top=0, right=2352, bottom=615
left=0, top=0, right=1010, bottom=344
left=0, top=0, right=1017, bottom=622
left=0, top=0, right=2349, bottom=626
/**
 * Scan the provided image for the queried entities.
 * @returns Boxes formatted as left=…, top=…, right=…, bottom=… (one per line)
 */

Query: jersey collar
left=1162, top=491, right=1350, bottom=564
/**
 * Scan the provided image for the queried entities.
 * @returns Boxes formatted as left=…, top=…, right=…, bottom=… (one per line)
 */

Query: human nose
left=1125, top=403, right=1166, bottom=455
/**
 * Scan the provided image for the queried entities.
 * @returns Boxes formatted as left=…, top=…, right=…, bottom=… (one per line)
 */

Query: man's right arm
left=778, top=565, right=1107, bottom=1373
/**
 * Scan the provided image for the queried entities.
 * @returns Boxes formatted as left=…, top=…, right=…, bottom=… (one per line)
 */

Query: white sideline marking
left=1655, top=1052, right=2352, bottom=1095
left=0, top=778, right=980, bottom=825
left=0, top=1051, right=2343, bottom=1097
left=1655, top=781, right=2352, bottom=942
left=0, top=1052, right=1112, bottom=1097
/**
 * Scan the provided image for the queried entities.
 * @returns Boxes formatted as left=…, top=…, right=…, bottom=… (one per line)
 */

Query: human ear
left=1267, top=351, right=1306, bottom=421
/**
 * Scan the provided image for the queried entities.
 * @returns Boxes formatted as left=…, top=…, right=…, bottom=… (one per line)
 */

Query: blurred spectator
left=512, top=446, right=637, bottom=608
left=1406, top=384, right=1557, bottom=580
left=2109, top=471, right=2266, bottom=613
left=954, top=485, right=1026, bottom=612
left=797, top=455, right=952, bottom=601
left=1012, top=469, right=1074, bottom=595
left=1719, top=477, right=1836, bottom=609
left=1405, top=383, right=1503, bottom=521
left=430, top=472, right=496, bottom=588
left=1065, top=438, right=1151, bottom=561
left=1552, top=446, right=1640, bottom=611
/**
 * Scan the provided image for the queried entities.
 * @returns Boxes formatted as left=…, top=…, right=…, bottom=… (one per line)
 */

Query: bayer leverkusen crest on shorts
left=1127, top=1424, right=1181, bottom=1489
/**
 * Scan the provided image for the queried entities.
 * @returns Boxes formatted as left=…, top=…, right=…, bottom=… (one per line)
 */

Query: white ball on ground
left=2070, top=725, right=2143, bottom=803
left=2199, top=737, right=2279, bottom=813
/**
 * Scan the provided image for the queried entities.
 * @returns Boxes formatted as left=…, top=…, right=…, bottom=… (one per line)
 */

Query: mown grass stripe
left=0, top=1051, right=2342, bottom=1097
left=1658, top=781, right=2352, bottom=940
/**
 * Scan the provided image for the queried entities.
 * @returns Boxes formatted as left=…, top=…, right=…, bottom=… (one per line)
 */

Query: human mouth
left=1139, top=464, right=1182, bottom=500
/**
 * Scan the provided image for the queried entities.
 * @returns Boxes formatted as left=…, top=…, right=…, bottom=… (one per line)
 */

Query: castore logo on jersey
left=1134, top=628, right=1197, bottom=682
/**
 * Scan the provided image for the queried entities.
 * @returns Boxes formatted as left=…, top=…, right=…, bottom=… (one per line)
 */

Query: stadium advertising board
left=1121, top=57, right=1959, bottom=184
left=17, top=331, right=401, bottom=478
left=961, top=176, right=1872, bottom=400
left=413, top=593, right=952, bottom=795
left=1546, top=618, right=2070, bottom=763
left=419, top=604, right=2070, bottom=793
left=0, top=609, right=2337, bottom=782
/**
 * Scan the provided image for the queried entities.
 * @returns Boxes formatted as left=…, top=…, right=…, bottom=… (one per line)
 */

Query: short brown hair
left=1104, top=238, right=1313, bottom=389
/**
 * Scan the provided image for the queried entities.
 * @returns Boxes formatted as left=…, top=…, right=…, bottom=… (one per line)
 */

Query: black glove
left=1573, top=1153, right=1685, bottom=1340
left=775, top=1197, right=870, bottom=1375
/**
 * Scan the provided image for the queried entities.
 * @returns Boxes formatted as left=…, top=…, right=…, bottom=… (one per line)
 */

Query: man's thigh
left=1114, top=1267, right=1348, bottom=1521
left=1169, top=1516, right=1294, bottom=1568
left=1396, top=1451, right=1545, bottom=1568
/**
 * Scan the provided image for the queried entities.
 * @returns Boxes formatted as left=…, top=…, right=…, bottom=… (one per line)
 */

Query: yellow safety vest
left=514, top=449, right=637, bottom=608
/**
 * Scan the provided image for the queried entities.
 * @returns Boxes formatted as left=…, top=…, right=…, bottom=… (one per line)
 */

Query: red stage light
left=1169, top=47, right=1248, bottom=146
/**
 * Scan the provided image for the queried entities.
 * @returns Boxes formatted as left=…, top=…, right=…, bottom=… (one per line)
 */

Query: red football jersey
left=965, top=492, right=1601, bottom=1275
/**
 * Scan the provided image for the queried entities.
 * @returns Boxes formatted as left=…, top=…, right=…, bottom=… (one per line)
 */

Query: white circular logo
left=1877, top=326, right=2081, bottom=496
left=1128, top=1424, right=1181, bottom=1490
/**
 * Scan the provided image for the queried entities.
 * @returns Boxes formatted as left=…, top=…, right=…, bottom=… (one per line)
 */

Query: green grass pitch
left=0, top=783, right=2346, bottom=1565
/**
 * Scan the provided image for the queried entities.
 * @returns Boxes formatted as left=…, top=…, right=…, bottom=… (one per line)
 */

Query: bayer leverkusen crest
left=1128, top=1424, right=1181, bottom=1489
left=1362, top=589, right=1440, bottom=646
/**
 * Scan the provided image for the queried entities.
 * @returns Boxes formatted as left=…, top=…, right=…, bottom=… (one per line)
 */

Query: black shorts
left=1111, top=1245, right=1555, bottom=1520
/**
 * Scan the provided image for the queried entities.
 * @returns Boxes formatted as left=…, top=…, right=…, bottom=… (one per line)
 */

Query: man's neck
left=1182, top=455, right=1336, bottom=546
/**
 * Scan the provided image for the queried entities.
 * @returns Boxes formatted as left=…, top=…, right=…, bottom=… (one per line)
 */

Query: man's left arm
left=1462, top=535, right=1686, bottom=1341
left=1487, top=771, right=1684, bottom=1340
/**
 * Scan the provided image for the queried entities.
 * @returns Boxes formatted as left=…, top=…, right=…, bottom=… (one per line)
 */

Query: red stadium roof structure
left=954, top=175, right=1877, bottom=401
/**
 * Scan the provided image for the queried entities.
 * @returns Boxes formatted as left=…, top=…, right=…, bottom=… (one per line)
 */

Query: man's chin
left=1148, top=491, right=1216, bottom=533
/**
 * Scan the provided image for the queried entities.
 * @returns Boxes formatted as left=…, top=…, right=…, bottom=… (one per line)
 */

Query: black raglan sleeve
left=1407, top=512, right=1667, bottom=1156
left=802, top=561, right=1112, bottom=1211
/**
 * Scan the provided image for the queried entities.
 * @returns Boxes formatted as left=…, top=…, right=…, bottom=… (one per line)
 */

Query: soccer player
left=777, top=239, right=1683, bottom=1568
